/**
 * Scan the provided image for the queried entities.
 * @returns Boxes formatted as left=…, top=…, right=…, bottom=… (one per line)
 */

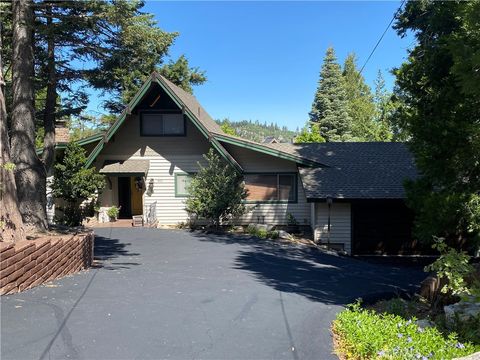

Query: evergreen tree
left=185, top=149, right=247, bottom=228
left=394, top=0, right=480, bottom=249
left=51, top=142, right=105, bottom=226
left=373, top=70, right=396, bottom=141
left=10, top=0, right=49, bottom=231
left=309, top=47, right=351, bottom=141
left=2, top=0, right=207, bottom=230
left=294, top=123, right=325, bottom=144
left=342, top=53, right=377, bottom=141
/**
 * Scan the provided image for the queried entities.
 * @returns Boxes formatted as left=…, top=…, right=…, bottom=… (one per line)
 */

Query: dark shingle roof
left=292, top=142, right=417, bottom=200
left=156, top=74, right=223, bottom=134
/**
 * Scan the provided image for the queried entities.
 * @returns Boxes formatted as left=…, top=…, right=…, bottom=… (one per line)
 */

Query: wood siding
left=224, top=143, right=310, bottom=225
left=96, top=115, right=311, bottom=225
left=314, top=202, right=351, bottom=254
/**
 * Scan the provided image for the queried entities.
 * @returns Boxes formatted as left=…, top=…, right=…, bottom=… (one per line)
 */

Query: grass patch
left=332, top=302, right=478, bottom=360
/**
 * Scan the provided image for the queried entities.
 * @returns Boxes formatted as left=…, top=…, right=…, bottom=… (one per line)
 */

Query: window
left=175, top=173, right=193, bottom=197
left=140, top=112, right=185, bottom=136
left=244, top=174, right=296, bottom=202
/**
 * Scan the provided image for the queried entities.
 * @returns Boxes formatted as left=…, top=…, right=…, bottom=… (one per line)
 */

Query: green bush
left=435, top=313, right=480, bottom=346
left=246, top=225, right=279, bottom=239
left=106, top=206, right=120, bottom=220
left=51, top=142, right=105, bottom=226
left=333, top=302, right=478, bottom=360
left=185, top=149, right=247, bottom=228
left=425, top=237, right=480, bottom=300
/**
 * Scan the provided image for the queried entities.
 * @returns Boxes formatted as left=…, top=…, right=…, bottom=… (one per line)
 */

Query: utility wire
left=359, top=0, right=407, bottom=75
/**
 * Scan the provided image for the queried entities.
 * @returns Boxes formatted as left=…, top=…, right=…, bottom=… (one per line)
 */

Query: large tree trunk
left=11, top=0, right=48, bottom=232
left=40, top=2, right=56, bottom=173
left=0, top=23, right=26, bottom=242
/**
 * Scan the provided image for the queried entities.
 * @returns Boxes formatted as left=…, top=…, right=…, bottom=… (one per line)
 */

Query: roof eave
left=213, top=133, right=324, bottom=168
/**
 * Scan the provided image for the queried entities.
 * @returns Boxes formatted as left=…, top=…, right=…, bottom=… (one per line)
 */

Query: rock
left=232, top=226, right=244, bottom=233
left=454, top=351, right=480, bottom=360
left=444, top=298, right=480, bottom=326
left=415, top=319, right=435, bottom=329
left=278, top=230, right=293, bottom=240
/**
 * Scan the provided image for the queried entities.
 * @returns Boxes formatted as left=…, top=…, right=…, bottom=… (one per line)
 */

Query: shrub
left=185, top=149, right=247, bottom=228
left=286, top=212, right=298, bottom=226
left=106, top=206, right=120, bottom=220
left=332, top=302, right=478, bottom=360
left=246, top=225, right=279, bottom=239
left=51, top=142, right=105, bottom=226
left=425, top=237, right=480, bottom=300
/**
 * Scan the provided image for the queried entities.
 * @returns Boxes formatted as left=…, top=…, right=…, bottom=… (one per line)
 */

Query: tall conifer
left=309, top=47, right=351, bottom=141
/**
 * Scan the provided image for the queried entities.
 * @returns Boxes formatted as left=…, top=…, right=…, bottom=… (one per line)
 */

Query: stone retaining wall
left=0, top=232, right=94, bottom=295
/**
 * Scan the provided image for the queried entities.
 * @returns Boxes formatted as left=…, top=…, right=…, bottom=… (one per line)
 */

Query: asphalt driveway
left=1, top=228, right=425, bottom=360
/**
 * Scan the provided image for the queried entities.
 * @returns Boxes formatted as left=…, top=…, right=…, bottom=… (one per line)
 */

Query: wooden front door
left=130, top=177, right=143, bottom=216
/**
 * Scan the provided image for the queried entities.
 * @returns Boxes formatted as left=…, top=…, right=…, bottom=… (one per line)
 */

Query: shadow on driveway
left=189, top=231, right=426, bottom=305
left=93, top=234, right=141, bottom=270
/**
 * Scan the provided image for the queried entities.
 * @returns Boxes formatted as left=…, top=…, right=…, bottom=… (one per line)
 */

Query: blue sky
left=89, top=1, right=414, bottom=131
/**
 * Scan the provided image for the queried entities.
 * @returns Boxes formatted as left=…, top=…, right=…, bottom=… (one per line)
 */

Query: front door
left=130, top=177, right=143, bottom=216
left=118, top=177, right=131, bottom=218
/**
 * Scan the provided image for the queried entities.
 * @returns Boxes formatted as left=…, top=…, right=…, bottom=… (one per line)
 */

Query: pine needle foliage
left=309, top=47, right=352, bottom=141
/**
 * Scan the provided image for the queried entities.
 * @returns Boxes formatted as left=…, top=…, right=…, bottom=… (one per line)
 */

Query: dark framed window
left=140, top=112, right=186, bottom=136
left=175, top=173, right=194, bottom=197
left=244, top=173, right=297, bottom=202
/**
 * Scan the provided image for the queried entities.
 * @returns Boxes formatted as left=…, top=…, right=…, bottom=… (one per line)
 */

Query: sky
left=89, top=1, right=415, bottom=131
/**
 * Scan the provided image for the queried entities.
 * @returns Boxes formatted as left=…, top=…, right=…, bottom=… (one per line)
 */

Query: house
left=262, top=136, right=279, bottom=144
left=47, top=72, right=420, bottom=255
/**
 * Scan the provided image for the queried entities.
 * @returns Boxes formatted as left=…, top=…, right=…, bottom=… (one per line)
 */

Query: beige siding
left=224, top=144, right=310, bottom=225
left=223, top=143, right=298, bottom=172
left=314, top=203, right=351, bottom=254
left=96, top=114, right=210, bottom=225
left=95, top=115, right=310, bottom=225
left=100, top=114, right=209, bottom=157
left=236, top=177, right=310, bottom=225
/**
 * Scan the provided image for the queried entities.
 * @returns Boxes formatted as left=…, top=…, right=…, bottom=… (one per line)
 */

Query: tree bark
left=10, top=0, right=48, bottom=232
left=41, top=2, right=56, bottom=173
left=0, top=22, right=26, bottom=242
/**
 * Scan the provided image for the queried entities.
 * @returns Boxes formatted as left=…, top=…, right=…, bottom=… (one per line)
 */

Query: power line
left=359, top=0, right=406, bottom=75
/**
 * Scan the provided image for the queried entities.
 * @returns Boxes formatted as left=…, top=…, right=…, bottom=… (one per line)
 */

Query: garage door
left=352, top=200, right=426, bottom=255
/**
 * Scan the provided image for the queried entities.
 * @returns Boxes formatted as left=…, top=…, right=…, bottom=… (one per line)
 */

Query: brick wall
left=0, top=232, right=94, bottom=295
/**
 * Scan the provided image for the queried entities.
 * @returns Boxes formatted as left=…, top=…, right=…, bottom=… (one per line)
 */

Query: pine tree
left=342, top=53, right=377, bottom=141
left=373, top=70, right=396, bottom=141
left=10, top=0, right=49, bottom=231
left=309, top=47, right=351, bottom=141
left=394, top=0, right=480, bottom=247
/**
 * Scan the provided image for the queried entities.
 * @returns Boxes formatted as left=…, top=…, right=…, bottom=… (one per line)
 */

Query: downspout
left=310, top=203, right=316, bottom=242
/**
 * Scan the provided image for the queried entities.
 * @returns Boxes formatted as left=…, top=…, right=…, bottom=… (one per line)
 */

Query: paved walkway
left=1, top=228, right=425, bottom=360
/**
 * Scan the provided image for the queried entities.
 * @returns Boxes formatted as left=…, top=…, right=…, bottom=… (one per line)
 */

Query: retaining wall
left=0, top=232, right=94, bottom=295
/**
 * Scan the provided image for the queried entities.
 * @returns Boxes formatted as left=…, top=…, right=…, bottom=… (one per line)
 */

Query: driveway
left=1, top=228, right=425, bottom=360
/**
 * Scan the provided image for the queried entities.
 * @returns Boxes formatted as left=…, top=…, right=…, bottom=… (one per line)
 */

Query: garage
left=351, top=200, right=426, bottom=255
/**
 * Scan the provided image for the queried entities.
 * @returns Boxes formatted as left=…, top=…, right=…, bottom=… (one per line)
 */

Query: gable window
left=175, top=173, right=194, bottom=197
left=140, top=112, right=185, bottom=136
left=244, top=174, right=297, bottom=202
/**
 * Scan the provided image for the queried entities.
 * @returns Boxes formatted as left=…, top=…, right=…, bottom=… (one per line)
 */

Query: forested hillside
left=216, top=119, right=298, bottom=143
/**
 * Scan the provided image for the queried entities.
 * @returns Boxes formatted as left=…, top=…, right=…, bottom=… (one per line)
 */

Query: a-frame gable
left=85, top=72, right=325, bottom=170
left=85, top=73, right=243, bottom=172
